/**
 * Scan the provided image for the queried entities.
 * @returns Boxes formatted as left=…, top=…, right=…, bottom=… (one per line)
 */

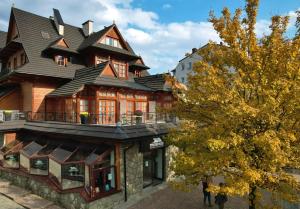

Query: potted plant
left=4, top=110, right=12, bottom=121
left=80, top=112, right=89, bottom=124
left=134, top=110, right=143, bottom=124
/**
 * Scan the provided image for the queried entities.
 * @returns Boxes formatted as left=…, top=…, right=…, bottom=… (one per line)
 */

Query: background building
left=172, top=47, right=202, bottom=84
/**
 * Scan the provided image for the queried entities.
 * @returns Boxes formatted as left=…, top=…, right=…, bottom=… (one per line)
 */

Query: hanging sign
left=150, top=137, right=164, bottom=149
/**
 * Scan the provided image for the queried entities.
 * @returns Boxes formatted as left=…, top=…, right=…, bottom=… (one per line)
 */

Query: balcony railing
left=25, top=112, right=176, bottom=126
left=0, top=110, right=176, bottom=126
left=0, top=110, right=25, bottom=122
left=0, top=68, right=12, bottom=77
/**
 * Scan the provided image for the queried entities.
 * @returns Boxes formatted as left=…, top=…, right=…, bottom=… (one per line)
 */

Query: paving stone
left=0, top=185, right=31, bottom=200
left=0, top=179, right=10, bottom=188
left=44, top=204, right=63, bottom=209
left=15, top=194, right=54, bottom=209
left=0, top=194, right=24, bottom=209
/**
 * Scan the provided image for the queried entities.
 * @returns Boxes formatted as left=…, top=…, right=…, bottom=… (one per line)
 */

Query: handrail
left=0, top=110, right=176, bottom=126
left=25, top=111, right=176, bottom=126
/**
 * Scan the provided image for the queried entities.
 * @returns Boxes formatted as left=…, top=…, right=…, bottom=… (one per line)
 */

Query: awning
left=21, top=141, right=45, bottom=157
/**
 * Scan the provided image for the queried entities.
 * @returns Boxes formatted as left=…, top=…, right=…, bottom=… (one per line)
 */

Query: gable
left=98, top=26, right=128, bottom=50
left=136, top=59, right=143, bottom=65
left=56, top=38, right=69, bottom=48
left=6, top=13, right=19, bottom=43
left=100, top=63, right=118, bottom=78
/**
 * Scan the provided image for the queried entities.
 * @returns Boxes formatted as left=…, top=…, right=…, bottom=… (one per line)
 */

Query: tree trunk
left=249, top=186, right=256, bottom=209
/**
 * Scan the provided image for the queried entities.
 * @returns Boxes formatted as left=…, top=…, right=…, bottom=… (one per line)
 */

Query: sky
left=0, top=0, right=299, bottom=74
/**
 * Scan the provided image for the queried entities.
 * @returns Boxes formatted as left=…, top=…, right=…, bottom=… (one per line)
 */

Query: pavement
left=0, top=179, right=62, bottom=209
left=127, top=177, right=248, bottom=209
left=127, top=185, right=248, bottom=209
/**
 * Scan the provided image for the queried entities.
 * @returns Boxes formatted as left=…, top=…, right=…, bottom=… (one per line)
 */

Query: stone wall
left=124, top=143, right=144, bottom=198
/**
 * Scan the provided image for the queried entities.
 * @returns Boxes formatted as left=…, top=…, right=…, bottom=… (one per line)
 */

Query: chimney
left=192, top=48, right=197, bottom=53
left=82, top=20, right=94, bottom=36
left=53, top=8, right=64, bottom=36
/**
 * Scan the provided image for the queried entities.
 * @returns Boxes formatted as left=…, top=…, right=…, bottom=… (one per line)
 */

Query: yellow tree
left=167, top=0, right=300, bottom=208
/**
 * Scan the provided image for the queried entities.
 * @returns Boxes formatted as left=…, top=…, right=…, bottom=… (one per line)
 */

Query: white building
left=172, top=47, right=202, bottom=84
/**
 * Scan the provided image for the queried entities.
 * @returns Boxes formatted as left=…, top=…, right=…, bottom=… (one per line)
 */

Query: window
left=181, top=63, right=185, bottom=70
left=135, top=101, right=147, bottom=113
left=13, top=57, right=17, bottom=69
left=92, top=150, right=116, bottom=195
left=135, top=70, right=142, bottom=77
left=188, top=62, right=192, bottom=70
left=56, top=55, right=66, bottom=66
left=99, top=91, right=116, bottom=97
left=99, top=100, right=115, bottom=124
left=135, top=95, right=147, bottom=100
left=101, top=37, right=122, bottom=48
left=181, top=77, right=185, bottom=83
left=113, top=63, right=126, bottom=78
left=96, top=56, right=108, bottom=65
left=120, top=93, right=134, bottom=99
left=7, top=62, right=11, bottom=69
left=80, top=100, right=89, bottom=112
left=41, top=31, right=50, bottom=39
left=21, top=53, right=26, bottom=65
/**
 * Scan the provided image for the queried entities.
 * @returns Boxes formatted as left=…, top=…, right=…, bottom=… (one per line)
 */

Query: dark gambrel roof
left=11, top=8, right=85, bottom=79
left=47, top=62, right=153, bottom=97
left=0, top=31, right=7, bottom=50
left=134, top=74, right=171, bottom=92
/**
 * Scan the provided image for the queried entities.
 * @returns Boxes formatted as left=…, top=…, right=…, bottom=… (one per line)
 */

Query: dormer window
left=135, top=70, right=142, bottom=78
left=7, top=62, right=11, bottom=70
left=113, top=63, right=126, bottom=78
left=13, top=57, right=17, bottom=69
left=96, top=56, right=108, bottom=65
left=21, top=53, right=26, bottom=65
left=101, top=37, right=122, bottom=49
left=55, top=55, right=67, bottom=66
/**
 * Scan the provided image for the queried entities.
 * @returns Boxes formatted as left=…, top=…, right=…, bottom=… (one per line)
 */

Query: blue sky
left=0, top=0, right=299, bottom=74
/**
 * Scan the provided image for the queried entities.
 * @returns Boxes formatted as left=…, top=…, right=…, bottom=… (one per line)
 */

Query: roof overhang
left=43, top=46, right=79, bottom=55
left=83, top=43, right=139, bottom=60
left=129, top=63, right=150, bottom=70
left=0, top=40, right=23, bottom=60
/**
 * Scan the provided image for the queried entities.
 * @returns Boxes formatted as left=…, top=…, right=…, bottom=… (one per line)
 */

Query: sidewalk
left=128, top=185, right=248, bottom=209
left=127, top=177, right=248, bottom=209
left=0, top=178, right=62, bottom=209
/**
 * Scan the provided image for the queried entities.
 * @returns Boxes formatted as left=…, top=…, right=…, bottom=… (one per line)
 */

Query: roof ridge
left=12, top=7, right=82, bottom=31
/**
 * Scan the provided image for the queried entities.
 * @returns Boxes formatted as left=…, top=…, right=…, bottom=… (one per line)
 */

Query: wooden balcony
left=25, top=111, right=176, bottom=126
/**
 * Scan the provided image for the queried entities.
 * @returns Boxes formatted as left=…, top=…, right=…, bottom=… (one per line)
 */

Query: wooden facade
left=0, top=7, right=175, bottom=204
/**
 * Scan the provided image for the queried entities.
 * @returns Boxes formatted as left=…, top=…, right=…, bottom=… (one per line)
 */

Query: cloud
left=162, top=4, right=172, bottom=10
left=255, top=19, right=271, bottom=37
left=0, top=0, right=297, bottom=74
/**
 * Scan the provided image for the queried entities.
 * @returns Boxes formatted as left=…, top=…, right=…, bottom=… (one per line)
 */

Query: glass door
left=99, top=100, right=116, bottom=124
left=143, top=152, right=153, bottom=187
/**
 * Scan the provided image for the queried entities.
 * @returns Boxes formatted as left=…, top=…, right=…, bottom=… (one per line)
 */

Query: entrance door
left=143, top=152, right=153, bottom=187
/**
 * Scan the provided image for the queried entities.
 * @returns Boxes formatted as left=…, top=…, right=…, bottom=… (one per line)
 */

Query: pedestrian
left=215, top=183, right=228, bottom=209
left=202, top=175, right=212, bottom=207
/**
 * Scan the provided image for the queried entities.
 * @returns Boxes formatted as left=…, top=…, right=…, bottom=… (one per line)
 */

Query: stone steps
left=0, top=178, right=63, bottom=209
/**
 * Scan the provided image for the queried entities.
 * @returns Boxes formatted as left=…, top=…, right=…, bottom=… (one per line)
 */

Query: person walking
left=202, top=176, right=212, bottom=207
left=215, top=183, right=228, bottom=209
